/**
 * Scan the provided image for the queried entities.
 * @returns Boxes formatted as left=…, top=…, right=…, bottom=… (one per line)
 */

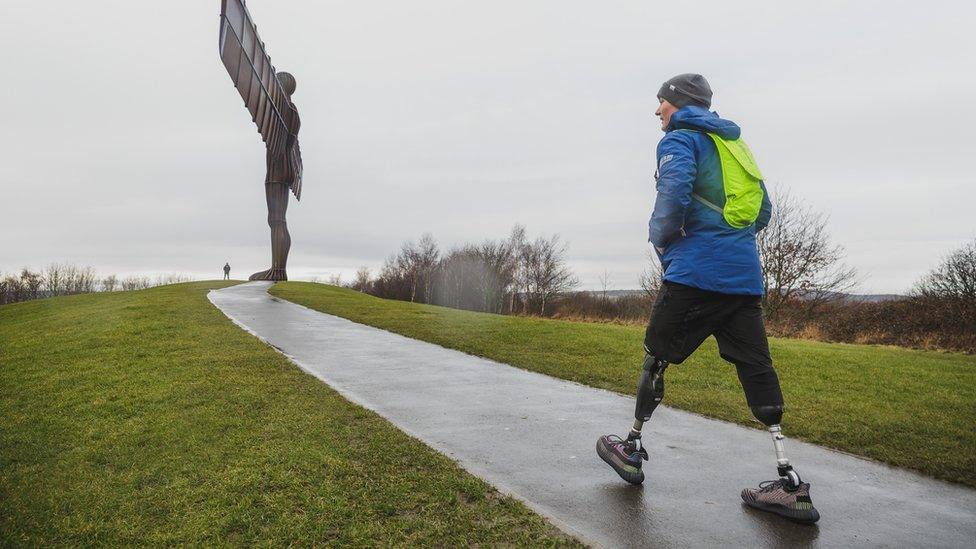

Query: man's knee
left=750, top=404, right=783, bottom=426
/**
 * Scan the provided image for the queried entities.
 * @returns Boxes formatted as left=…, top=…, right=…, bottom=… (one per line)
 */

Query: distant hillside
left=837, top=293, right=904, bottom=302
left=585, top=289, right=647, bottom=298
left=582, top=289, right=905, bottom=302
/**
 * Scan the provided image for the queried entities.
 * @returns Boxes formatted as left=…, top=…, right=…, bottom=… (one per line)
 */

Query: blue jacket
left=648, top=106, right=771, bottom=295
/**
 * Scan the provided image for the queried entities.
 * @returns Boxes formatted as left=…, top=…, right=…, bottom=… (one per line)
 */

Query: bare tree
left=638, top=249, right=664, bottom=298
left=102, top=274, right=118, bottom=292
left=45, top=263, right=93, bottom=295
left=328, top=272, right=343, bottom=286
left=758, top=189, right=857, bottom=318
left=373, top=254, right=402, bottom=298
left=2, top=274, right=23, bottom=304
left=912, top=238, right=976, bottom=304
left=74, top=266, right=98, bottom=293
left=45, top=264, right=66, bottom=296
left=20, top=269, right=44, bottom=300
left=385, top=235, right=441, bottom=303
left=599, top=270, right=612, bottom=302
left=46, top=264, right=91, bottom=295
left=395, top=240, right=422, bottom=302
left=436, top=247, right=463, bottom=308
left=121, top=276, right=149, bottom=291
left=415, top=233, right=440, bottom=304
left=476, top=239, right=516, bottom=313
left=434, top=245, right=481, bottom=310
left=61, top=264, right=79, bottom=294
left=352, top=267, right=372, bottom=292
left=507, top=224, right=529, bottom=313
left=526, top=234, right=579, bottom=315
left=435, top=245, right=480, bottom=309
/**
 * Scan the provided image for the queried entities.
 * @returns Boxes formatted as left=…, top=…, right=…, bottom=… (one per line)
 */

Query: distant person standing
left=223, top=262, right=231, bottom=280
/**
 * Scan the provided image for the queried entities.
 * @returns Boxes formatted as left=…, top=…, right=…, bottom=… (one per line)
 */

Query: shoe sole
left=741, top=493, right=820, bottom=524
left=596, top=438, right=644, bottom=485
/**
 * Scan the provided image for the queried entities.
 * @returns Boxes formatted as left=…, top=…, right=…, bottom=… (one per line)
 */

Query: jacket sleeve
left=648, top=131, right=697, bottom=248
left=755, top=180, right=772, bottom=233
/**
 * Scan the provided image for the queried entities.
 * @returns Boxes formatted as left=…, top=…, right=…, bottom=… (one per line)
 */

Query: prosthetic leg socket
left=627, top=355, right=668, bottom=458
left=635, top=354, right=668, bottom=422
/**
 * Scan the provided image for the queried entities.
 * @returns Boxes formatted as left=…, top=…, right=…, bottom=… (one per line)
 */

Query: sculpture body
left=218, top=0, right=303, bottom=281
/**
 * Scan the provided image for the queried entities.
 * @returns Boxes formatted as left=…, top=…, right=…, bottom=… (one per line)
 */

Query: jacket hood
left=667, top=105, right=741, bottom=140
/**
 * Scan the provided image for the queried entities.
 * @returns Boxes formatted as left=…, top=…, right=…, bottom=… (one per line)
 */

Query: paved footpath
left=210, top=282, right=976, bottom=548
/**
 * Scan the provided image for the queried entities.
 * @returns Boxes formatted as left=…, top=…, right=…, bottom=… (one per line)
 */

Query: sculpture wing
left=289, top=137, right=303, bottom=200
left=218, top=0, right=292, bottom=159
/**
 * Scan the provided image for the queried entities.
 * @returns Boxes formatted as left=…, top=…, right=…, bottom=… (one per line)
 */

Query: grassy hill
left=271, top=282, right=976, bottom=488
left=0, top=282, right=577, bottom=546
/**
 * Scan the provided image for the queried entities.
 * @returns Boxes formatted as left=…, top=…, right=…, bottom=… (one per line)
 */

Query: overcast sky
left=1, top=1, right=972, bottom=293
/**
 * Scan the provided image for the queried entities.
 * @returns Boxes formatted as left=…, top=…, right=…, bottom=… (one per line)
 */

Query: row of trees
left=0, top=264, right=192, bottom=305
left=561, top=235, right=975, bottom=352
left=755, top=190, right=973, bottom=349
left=346, top=191, right=973, bottom=352
left=357, top=192, right=863, bottom=321
left=363, top=225, right=579, bottom=315
left=763, top=237, right=976, bottom=352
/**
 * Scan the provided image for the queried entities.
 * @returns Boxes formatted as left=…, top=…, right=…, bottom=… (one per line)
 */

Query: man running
left=596, top=73, right=819, bottom=524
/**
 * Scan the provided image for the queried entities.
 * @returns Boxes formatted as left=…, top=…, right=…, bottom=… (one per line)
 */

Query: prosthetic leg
left=627, top=353, right=669, bottom=458
left=741, top=404, right=820, bottom=523
left=750, top=405, right=803, bottom=490
left=595, top=353, right=667, bottom=484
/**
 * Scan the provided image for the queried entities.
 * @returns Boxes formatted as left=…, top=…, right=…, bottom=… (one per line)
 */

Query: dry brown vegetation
left=362, top=218, right=974, bottom=353
left=553, top=238, right=976, bottom=353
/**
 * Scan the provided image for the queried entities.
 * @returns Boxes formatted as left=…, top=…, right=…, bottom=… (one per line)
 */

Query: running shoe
left=596, top=434, right=647, bottom=485
left=741, top=479, right=820, bottom=524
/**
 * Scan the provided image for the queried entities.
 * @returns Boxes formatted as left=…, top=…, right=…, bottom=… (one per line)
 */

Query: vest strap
left=691, top=193, right=723, bottom=214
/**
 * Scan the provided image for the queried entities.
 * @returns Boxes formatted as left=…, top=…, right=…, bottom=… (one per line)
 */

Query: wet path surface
left=210, top=282, right=976, bottom=548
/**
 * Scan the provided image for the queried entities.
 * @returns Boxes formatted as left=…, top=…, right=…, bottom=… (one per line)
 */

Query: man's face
left=655, top=98, right=679, bottom=131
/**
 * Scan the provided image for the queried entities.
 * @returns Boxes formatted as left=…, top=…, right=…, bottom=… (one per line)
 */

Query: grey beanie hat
left=658, top=73, right=712, bottom=109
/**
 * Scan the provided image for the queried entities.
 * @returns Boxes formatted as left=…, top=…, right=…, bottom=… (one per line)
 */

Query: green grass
left=271, top=282, right=976, bottom=488
left=0, top=282, right=579, bottom=546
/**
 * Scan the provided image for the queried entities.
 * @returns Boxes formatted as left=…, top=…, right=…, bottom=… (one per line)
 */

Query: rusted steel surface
left=218, top=0, right=304, bottom=281
left=219, top=0, right=302, bottom=199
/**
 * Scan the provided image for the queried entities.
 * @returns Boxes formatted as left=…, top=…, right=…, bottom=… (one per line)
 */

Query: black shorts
left=644, top=281, right=783, bottom=407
